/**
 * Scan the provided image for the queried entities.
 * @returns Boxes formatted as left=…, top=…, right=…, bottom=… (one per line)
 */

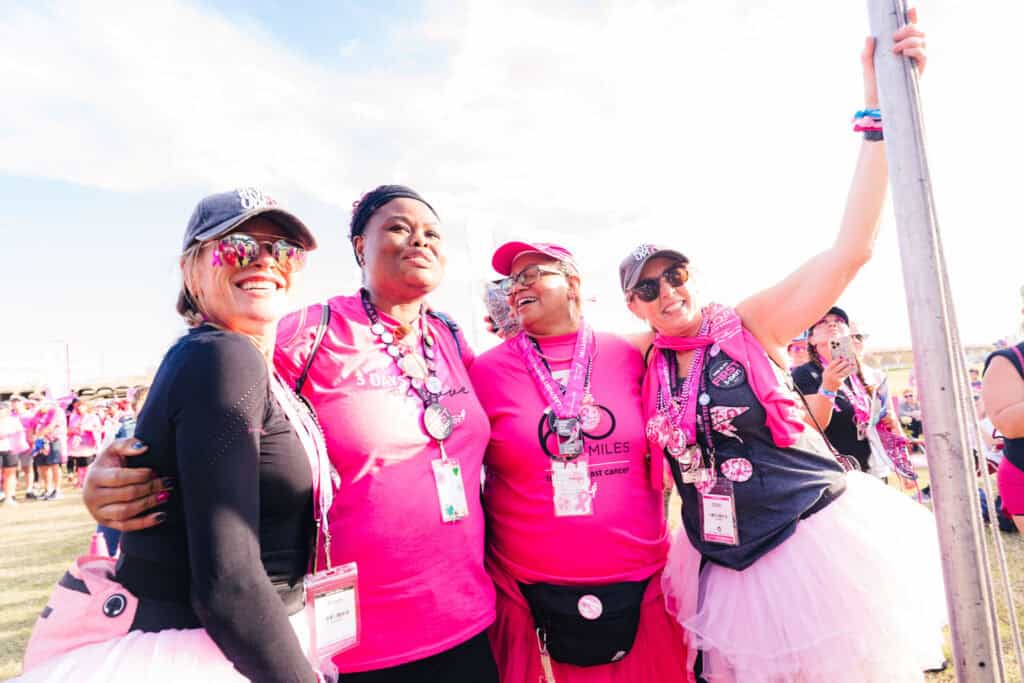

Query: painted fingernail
left=154, top=512, right=168, bottom=524
left=161, top=477, right=176, bottom=490
left=156, top=491, right=170, bottom=503
left=132, top=441, right=146, bottom=450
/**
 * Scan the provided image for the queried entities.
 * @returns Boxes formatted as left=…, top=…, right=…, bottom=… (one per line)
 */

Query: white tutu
left=14, top=611, right=321, bottom=682
left=663, top=472, right=947, bottom=683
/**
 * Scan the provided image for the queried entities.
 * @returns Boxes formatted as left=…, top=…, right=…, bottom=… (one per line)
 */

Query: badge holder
left=304, top=528, right=359, bottom=667
left=432, top=440, right=469, bottom=523
left=551, top=458, right=596, bottom=517
left=698, top=476, right=739, bottom=546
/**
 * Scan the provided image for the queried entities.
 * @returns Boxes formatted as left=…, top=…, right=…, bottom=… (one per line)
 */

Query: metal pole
left=865, top=1, right=1004, bottom=679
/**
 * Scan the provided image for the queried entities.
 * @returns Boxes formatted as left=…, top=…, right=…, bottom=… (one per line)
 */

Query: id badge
left=699, top=478, right=739, bottom=546
left=551, top=459, right=595, bottom=517
left=303, top=562, right=359, bottom=664
left=432, top=458, right=469, bottom=523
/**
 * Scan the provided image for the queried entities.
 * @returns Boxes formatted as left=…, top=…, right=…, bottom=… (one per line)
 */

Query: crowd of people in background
left=0, top=388, right=148, bottom=507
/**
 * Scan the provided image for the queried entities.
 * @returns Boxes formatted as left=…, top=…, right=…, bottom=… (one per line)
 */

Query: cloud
left=1, top=0, right=1021, bottom=350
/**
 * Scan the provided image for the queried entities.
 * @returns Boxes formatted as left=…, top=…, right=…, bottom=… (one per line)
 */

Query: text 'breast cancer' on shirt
left=274, top=294, right=495, bottom=672
left=471, top=330, right=668, bottom=585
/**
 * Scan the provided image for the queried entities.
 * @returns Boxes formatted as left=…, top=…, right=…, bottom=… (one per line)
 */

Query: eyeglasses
left=629, top=264, right=689, bottom=303
left=211, top=233, right=307, bottom=272
left=499, top=264, right=564, bottom=295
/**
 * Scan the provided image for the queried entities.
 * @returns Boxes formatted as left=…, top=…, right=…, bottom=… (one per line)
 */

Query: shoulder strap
left=1012, top=345, right=1024, bottom=378
left=643, top=344, right=655, bottom=367
left=790, top=380, right=861, bottom=472
left=427, top=310, right=462, bottom=357
left=294, top=303, right=331, bottom=396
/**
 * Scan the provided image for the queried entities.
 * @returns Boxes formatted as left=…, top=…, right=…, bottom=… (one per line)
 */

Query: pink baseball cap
left=491, top=241, right=577, bottom=276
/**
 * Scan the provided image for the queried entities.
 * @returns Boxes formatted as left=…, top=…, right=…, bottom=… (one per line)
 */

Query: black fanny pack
left=518, top=578, right=651, bottom=667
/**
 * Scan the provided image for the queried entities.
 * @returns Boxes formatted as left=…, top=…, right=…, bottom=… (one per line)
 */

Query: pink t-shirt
left=34, top=407, right=67, bottom=445
left=470, top=330, right=668, bottom=584
left=68, top=412, right=102, bottom=456
left=275, top=294, right=495, bottom=673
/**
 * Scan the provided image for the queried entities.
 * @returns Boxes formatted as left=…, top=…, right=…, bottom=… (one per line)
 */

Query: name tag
left=699, top=478, right=739, bottom=545
left=304, top=562, right=359, bottom=664
left=432, top=458, right=470, bottom=523
left=552, top=459, right=596, bottom=517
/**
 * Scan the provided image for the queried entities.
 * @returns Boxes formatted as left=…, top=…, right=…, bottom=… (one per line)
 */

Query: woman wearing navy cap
left=18, top=188, right=330, bottom=682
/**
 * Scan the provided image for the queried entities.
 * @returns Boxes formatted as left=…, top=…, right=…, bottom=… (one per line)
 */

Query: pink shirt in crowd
left=470, top=330, right=668, bottom=585
left=68, top=412, right=103, bottom=456
left=275, top=294, right=496, bottom=673
left=34, top=406, right=67, bottom=448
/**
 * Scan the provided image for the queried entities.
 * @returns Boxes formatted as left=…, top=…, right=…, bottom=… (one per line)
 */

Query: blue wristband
left=854, top=108, right=881, bottom=120
left=818, top=388, right=838, bottom=399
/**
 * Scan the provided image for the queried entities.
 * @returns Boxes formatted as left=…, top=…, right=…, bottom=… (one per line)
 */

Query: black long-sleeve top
left=116, top=326, right=316, bottom=683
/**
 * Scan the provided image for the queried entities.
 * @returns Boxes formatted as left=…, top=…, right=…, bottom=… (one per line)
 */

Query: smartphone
left=829, top=335, right=857, bottom=366
left=484, top=280, right=521, bottom=338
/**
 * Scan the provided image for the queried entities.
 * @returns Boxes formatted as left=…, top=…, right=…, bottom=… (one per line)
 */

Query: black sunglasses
left=630, top=264, right=689, bottom=302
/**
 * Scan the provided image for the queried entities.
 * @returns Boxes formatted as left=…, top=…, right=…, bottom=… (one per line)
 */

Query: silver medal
left=380, top=331, right=395, bottom=345
left=370, top=322, right=385, bottom=335
left=552, top=417, right=583, bottom=457
left=423, top=402, right=454, bottom=441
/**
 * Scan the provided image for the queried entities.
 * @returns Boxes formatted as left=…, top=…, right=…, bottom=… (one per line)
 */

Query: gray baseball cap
left=181, top=187, right=317, bottom=252
left=619, top=243, right=688, bottom=292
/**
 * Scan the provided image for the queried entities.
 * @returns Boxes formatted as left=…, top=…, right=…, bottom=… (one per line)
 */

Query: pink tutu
left=14, top=611, right=321, bottom=682
left=488, top=562, right=694, bottom=682
left=663, top=471, right=947, bottom=683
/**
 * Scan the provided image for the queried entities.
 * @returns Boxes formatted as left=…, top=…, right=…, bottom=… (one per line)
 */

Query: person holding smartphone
left=791, top=306, right=874, bottom=472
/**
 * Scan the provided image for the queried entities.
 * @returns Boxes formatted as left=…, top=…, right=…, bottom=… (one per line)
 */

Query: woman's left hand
left=893, top=7, right=927, bottom=76
left=862, top=7, right=927, bottom=108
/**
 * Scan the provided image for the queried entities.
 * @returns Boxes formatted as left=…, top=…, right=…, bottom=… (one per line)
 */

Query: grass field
left=3, top=485, right=1024, bottom=681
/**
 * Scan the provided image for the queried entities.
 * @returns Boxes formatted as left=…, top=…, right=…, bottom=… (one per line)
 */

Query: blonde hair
left=176, top=242, right=207, bottom=328
left=174, top=240, right=276, bottom=357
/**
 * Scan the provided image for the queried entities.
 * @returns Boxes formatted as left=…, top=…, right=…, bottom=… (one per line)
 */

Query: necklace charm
left=424, top=402, right=454, bottom=441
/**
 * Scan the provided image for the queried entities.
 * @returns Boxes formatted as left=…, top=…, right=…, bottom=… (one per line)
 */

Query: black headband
left=349, top=185, right=438, bottom=241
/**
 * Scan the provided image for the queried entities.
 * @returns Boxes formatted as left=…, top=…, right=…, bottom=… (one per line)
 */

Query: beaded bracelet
left=853, top=108, right=883, bottom=141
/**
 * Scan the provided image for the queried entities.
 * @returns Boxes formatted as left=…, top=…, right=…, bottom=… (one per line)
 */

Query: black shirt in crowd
left=792, top=362, right=872, bottom=471
left=116, top=326, right=316, bottom=683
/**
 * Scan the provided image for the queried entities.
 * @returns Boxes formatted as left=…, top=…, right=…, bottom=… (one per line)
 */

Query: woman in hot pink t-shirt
left=471, top=242, right=693, bottom=682
left=273, top=186, right=498, bottom=681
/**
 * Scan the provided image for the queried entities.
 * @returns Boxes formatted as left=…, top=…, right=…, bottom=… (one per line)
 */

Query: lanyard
left=270, top=374, right=335, bottom=571
left=670, top=353, right=718, bottom=486
left=514, top=325, right=595, bottom=419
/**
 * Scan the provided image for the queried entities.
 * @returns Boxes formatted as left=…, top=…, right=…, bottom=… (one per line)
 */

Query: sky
left=1, top=0, right=1022, bottom=388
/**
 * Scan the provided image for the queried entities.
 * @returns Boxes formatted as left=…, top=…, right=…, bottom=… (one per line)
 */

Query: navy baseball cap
left=807, top=306, right=850, bottom=335
left=181, top=188, right=317, bottom=252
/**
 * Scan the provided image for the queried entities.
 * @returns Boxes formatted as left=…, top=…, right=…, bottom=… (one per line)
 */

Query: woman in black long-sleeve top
left=19, top=188, right=329, bottom=683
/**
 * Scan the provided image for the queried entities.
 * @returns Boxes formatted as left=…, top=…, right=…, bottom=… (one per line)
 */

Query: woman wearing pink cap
left=473, top=240, right=691, bottom=682
left=618, top=19, right=946, bottom=682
